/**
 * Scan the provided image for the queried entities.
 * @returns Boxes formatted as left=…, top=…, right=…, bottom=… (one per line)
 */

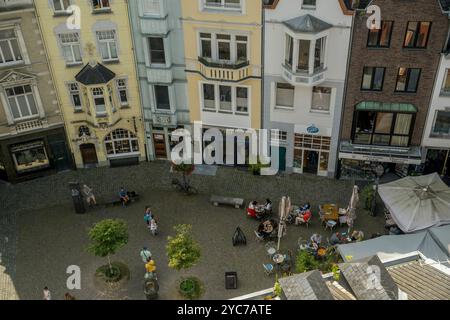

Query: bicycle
left=172, top=178, right=198, bottom=195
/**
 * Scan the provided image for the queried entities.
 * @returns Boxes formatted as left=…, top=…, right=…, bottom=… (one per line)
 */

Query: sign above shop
left=307, top=125, right=319, bottom=134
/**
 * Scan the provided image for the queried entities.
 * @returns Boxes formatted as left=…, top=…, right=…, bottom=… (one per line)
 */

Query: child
left=149, top=218, right=158, bottom=236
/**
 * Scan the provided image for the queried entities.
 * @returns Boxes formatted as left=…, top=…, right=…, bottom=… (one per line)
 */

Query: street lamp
left=371, top=164, right=384, bottom=217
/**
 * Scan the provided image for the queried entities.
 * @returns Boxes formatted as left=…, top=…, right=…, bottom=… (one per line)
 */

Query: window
left=236, top=35, right=248, bottom=62
left=154, top=85, right=170, bottom=110
left=442, top=70, right=450, bottom=95
left=431, top=111, right=450, bottom=137
left=104, top=129, right=140, bottom=156
left=297, top=40, right=310, bottom=71
left=367, top=21, right=393, bottom=47
left=203, top=84, right=215, bottom=110
left=53, top=0, right=71, bottom=12
left=92, top=0, right=111, bottom=11
left=59, top=33, right=82, bottom=65
left=0, top=29, right=22, bottom=65
left=302, top=0, right=316, bottom=8
left=219, top=85, right=232, bottom=112
left=148, top=37, right=166, bottom=64
left=217, top=34, right=231, bottom=61
left=5, top=85, right=38, bottom=121
left=314, top=37, right=326, bottom=70
left=271, top=130, right=288, bottom=143
left=285, top=35, right=294, bottom=67
left=204, top=0, right=241, bottom=10
left=200, top=33, right=212, bottom=59
left=404, top=22, right=431, bottom=49
left=276, top=83, right=294, bottom=108
left=361, top=67, right=385, bottom=91
left=142, top=0, right=161, bottom=15
left=10, top=141, right=50, bottom=173
left=396, top=68, right=421, bottom=93
left=97, top=30, right=118, bottom=61
left=107, top=85, right=116, bottom=113
left=92, top=87, right=106, bottom=116
left=311, top=87, right=331, bottom=112
left=353, top=111, right=413, bottom=147
left=236, top=87, right=248, bottom=113
left=68, top=83, right=82, bottom=111
left=116, top=79, right=129, bottom=106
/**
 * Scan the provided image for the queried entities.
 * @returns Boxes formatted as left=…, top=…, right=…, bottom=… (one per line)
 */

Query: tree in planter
left=166, top=224, right=202, bottom=299
left=361, top=184, right=375, bottom=210
left=88, top=219, right=129, bottom=280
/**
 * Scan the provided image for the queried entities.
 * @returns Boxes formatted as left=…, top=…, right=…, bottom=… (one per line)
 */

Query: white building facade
left=263, top=0, right=352, bottom=177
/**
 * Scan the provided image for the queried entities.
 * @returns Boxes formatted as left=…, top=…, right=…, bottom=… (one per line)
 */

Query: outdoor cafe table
left=321, top=204, right=339, bottom=222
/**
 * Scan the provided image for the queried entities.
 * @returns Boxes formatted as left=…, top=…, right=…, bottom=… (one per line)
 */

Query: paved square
left=0, top=163, right=386, bottom=299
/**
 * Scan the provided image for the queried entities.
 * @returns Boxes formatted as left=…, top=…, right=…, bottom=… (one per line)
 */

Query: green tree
left=88, top=219, right=129, bottom=275
left=166, top=224, right=201, bottom=271
left=295, top=250, right=320, bottom=273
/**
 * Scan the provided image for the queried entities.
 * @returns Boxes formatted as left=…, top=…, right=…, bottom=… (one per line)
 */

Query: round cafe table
left=273, top=253, right=285, bottom=265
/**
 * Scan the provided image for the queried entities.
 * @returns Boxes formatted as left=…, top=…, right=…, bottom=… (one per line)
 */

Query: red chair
left=247, top=208, right=257, bottom=219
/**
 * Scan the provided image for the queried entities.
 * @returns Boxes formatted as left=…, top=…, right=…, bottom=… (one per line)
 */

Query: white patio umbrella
left=347, top=185, right=359, bottom=221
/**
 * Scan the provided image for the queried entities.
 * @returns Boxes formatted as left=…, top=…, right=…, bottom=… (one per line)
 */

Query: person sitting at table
left=257, top=223, right=271, bottom=239
left=310, top=233, right=322, bottom=250
left=247, top=201, right=258, bottom=219
left=119, top=187, right=130, bottom=207
left=264, top=199, right=273, bottom=215
left=329, top=232, right=342, bottom=246
left=295, top=209, right=312, bottom=225
left=351, top=230, right=364, bottom=242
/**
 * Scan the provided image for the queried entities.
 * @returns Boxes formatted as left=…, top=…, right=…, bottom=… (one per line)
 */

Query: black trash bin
left=225, top=272, right=238, bottom=290
left=69, top=182, right=86, bottom=214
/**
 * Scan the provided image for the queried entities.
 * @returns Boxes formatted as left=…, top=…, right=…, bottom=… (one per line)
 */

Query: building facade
left=181, top=0, right=263, bottom=164
left=338, top=0, right=448, bottom=180
left=263, top=0, right=352, bottom=177
left=34, top=0, right=146, bottom=169
left=0, top=0, right=72, bottom=183
left=128, top=0, right=189, bottom=161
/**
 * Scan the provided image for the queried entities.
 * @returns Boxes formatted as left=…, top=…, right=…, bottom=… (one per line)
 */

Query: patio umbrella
left=347, top=185, right=359, bottom=221
left=277, top=196, right=290, bottom=251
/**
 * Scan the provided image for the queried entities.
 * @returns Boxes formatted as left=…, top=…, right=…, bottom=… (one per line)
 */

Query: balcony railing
left=282, top=64, right=327, bottom=87
left=15, top=119, right=44, bottom=133
left=188, top=57, right=256, bottom=82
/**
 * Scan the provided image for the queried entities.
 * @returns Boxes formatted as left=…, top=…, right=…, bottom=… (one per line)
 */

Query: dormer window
left=0, top=29, right=23, bottom=66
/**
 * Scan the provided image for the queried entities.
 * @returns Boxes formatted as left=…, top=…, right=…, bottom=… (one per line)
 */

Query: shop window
left=319, top=152, right=329, bottom=172
left=431, top=111, right=450, bottom=138
left=10, top=141, right=50, bottom=173
left=104, top=129, right=139, bottom=156
left=276, top=83, right=294, bottom=108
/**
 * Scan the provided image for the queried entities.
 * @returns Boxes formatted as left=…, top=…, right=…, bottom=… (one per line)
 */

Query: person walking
left=149, top=217, right=158, bottom=236
left=82, top=184, right=96, bottom=207
left=140, top=247, right=152, bottom=263
left=43, top=287, right=51, bottom=300
left=144, top=207, right=152, bottom=226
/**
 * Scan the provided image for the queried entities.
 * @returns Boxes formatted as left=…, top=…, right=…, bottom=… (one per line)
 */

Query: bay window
left=148, top=37, right=166, bottom=64
left=154, top=85, right=170, bottom=110
left=116, top=78, right=129, bottom=106
left=285, top=35, right=294, bottom=67
left=199, top=32, right=248, bottom=64
left=92, top=87, right=106, bottom=116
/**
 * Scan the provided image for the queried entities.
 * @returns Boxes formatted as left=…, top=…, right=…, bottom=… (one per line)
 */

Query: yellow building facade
left=181, top=0, right=262, bottom=135
left=34, top=0, right=145, bottom=168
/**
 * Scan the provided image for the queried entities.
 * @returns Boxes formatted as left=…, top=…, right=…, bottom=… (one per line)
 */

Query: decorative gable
left=0, top=71, right=36, bottom=85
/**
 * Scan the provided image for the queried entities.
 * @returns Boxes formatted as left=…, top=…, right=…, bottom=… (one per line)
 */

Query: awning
left=356, top=101, right=417, bottom=113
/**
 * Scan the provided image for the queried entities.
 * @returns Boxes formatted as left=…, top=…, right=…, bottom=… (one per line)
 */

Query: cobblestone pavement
left=0, top=162, right=386, bottom=300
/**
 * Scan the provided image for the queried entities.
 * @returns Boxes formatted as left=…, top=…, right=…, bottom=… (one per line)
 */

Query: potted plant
left=166, top=224, right=202, bottom=299
left=361, top=184, right=375, bottom=210
left=248, top=161, right=270, bottom=175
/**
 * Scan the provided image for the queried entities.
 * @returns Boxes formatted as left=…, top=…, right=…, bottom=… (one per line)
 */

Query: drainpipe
left=261, top=3, right=265, bottom=131
left=336, top=10, right=357, bottom=179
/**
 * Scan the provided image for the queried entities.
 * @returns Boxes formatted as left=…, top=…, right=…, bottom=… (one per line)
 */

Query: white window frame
left=116, top=78, right=129, bottom=107
left=203, top=0, right=243, bottom=12
left=154, top=85, right=171, bottom=111
left=4, top=84, right=40, bottom=121
left=198, top=31, right=249, bottom=64
left=104, top=129, right=140, bottom=157
left=0, top=27, right=24, bottom=67
left=92, top=87, right=107, bottom=117
left=310, top=86, right=332, bottom=114
left=91, top=0, right=111, bottom=12
left=52, top=0, right=71, bottom=13
left=67, top=82, right=82, bottom=111
left=96, top=30, right=119, bottom=62
left=275, top=82, right=295, bottom=110
left=58, top=32, right=82, bottom=65
left=200, top=82, right=250, bottom=115
left=140, top=0, right=163, bottom=17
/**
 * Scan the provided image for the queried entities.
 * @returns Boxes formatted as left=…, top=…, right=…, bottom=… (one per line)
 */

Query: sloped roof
left=75, top=63, right=116, bottom=86
left=283, top=14, right=332, bottom=33
left=387, top=260, right=450, bottom=300
left=279, top=270, right=334, bottom=300
left=339, top=255, right=399, bottom=300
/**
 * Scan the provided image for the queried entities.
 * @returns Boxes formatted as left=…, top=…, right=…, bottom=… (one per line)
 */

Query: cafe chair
left=325, top=220, right=337, bottom=231
left=263, top=263, right=274, bottom=276
left=254, top=230, right=265, bottom=242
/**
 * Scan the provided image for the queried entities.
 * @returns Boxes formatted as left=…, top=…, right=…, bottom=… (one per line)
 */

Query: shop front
left=424, top=148, right=449, bottom=183
left=0, top=127, right=72, bottom=182
left=338, top=142, right=423, bottom=180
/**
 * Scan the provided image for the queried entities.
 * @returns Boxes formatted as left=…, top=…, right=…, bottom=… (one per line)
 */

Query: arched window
left=104, top=129, right=139, bottom=155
